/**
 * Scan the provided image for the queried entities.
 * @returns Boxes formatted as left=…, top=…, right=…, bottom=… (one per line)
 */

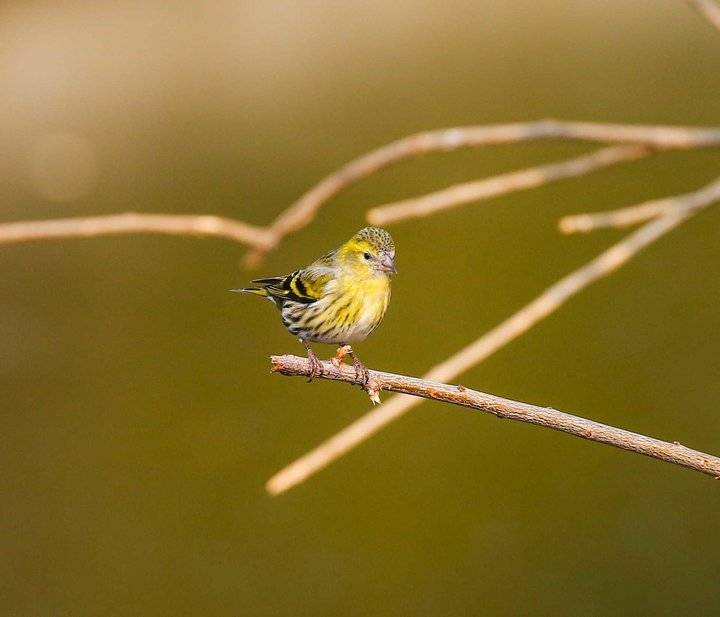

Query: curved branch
left=269, top=354, right=720, bottom=491
left=243, top=120, right=720, bottom=265
left=367, top=144, right=651, bottom=226
left=0, top=212, right=274, bottom=249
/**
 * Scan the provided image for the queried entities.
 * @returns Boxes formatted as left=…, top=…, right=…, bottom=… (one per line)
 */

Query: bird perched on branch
left=232, top=227, right=396, bottom=383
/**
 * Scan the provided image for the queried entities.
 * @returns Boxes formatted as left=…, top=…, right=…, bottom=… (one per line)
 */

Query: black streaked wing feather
left=250, top=276, right=286, bottom=286
left=251, top=268, right=330, bottom=304
left=250, top=248, right=336, bottom=305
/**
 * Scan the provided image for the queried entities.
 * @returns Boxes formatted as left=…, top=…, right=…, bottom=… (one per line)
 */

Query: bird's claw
left=306, top=350, right=323, bottom=382
left=351, top=355, right=370, bottom=387
left=350, top=355, right=379, bottom=403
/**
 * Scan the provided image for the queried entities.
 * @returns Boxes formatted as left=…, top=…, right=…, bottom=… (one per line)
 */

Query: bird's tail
left=230, top=287, right=269, bottom=298
left=230, top=286, right=279, bottom=305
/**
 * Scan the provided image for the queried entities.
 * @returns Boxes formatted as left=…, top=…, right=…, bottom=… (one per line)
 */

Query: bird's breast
left=337, top=276, right=390, bottom=343
left=282, top=274, right=391, bottom=345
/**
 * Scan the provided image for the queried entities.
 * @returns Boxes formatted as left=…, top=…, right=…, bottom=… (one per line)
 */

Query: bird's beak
left=379, top=254, right=397, bottom=274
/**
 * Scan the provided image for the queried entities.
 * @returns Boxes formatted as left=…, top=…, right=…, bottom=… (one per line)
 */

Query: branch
left=689, top=0, right=720, bottom=31
left=560, top=175, right=720, bottom=233
left=269, top=354, right=720, bottom=486
left=243, top=120, right=720, bottom=265
left=4, top=122, right=720, bottom=260
left=367, top=144, right=651, bottom=226
left=266, top=175, right=720, bottom=494
left=0, top=212, right=274, bottom=249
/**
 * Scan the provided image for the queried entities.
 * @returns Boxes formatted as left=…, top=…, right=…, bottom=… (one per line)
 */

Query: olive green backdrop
left=2, top=1, right=720, bottom=615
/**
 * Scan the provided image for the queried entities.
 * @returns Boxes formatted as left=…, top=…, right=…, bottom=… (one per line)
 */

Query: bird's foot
left=351, top=353, right=370, bottom=387
left=305, top=348, right=323, bottom=382
left=331, top=345, right=353, bottom=368
left=349, top=354, right=380, bottom=404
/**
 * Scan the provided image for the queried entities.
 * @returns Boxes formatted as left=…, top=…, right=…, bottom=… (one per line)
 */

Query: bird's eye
left=363, top=252, right=372, bottom=260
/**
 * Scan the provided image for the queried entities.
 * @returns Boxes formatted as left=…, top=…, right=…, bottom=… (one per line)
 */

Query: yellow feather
left=236, top=226, right=395, bottom=349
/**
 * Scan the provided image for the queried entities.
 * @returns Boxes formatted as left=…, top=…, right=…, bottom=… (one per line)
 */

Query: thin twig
left=367, top=144, right=651, bottom=226
left=0, top=212, right=274, bottom=249
left=270, top=354, right=720, bottom=481
left=243, top=120, right=720, bottom=266
left=689, top=0, right=720, bottom=31
left=265, top=175, right=720, bottom=495
left=560, top=176, right=720, bottom=233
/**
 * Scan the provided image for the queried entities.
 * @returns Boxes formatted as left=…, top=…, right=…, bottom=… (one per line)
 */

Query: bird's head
left=340, top=227, right=396, bottom=276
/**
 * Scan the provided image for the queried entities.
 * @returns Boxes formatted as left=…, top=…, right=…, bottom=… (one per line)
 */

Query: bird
left=232, top=227, right=396, bottom=383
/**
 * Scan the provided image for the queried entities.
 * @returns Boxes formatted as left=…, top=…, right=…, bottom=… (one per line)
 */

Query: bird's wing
left=251, top=263, right=334, bottom=304
left=249, top=248, right=337, bottom=303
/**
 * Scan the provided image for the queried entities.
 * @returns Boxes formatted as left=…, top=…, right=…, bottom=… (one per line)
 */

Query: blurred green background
left=2, top=1, right=720, bottom=615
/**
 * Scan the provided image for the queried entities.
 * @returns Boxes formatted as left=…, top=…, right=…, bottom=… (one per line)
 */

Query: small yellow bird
left=233, top=227, right=396, bottom=382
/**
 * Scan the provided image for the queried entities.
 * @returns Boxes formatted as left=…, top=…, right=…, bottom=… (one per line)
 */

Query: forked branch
left=270, top=354, right=720, bottom=486
left=266, top=175, right=720, bottom=494
left=3, top=121, right=720, bottom=258
left=559, top=176, right=720, bottom=233
left=5, top=2, right=720, bottom=498
left=246, top=120, right=720, bottom=265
